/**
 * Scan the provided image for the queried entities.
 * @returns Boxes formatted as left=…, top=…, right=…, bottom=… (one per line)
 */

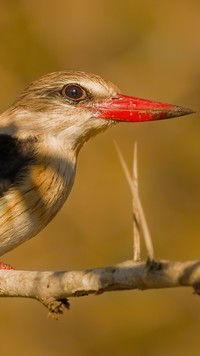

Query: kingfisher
left=0, top=71, right=194, bottom=268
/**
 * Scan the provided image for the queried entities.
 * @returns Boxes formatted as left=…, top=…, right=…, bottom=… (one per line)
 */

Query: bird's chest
left=29, top=155, right=76, bottom=221
left=0, top=147, right=76, bottom=255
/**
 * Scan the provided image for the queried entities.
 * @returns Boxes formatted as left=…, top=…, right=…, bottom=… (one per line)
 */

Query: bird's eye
left=61, top=84, right=86, bottom=101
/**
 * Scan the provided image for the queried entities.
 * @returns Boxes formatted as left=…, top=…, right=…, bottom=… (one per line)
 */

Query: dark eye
left=61, top=84, right=86, bottom=101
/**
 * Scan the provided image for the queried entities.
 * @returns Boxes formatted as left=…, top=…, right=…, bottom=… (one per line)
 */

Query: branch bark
left=0, top=259, right=200, bottom=317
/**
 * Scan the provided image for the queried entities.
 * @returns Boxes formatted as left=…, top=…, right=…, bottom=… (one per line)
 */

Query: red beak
left=91, top=94, right=194, bottom=122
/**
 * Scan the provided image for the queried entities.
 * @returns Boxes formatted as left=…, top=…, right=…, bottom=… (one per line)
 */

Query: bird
left=0, top=71, right=194, bottom=269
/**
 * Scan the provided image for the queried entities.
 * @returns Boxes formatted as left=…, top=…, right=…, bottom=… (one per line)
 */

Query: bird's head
left=3, top=71, right=194, bottom=153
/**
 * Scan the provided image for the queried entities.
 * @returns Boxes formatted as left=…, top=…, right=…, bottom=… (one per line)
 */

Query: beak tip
left=174, top=106, right=196, bottom=118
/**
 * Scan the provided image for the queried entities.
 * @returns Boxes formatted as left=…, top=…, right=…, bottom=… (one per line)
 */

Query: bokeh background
left=0, top=0, right=200, bottom=355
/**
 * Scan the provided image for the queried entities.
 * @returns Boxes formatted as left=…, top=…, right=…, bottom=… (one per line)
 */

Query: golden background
left=0, top=0, right=200, bottom=355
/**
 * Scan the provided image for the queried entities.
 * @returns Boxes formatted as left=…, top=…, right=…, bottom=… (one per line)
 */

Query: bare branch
left=0, top=260, right=200, bottom=317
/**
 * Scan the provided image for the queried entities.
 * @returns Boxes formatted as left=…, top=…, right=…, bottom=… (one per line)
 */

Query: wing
left=0, top=134, right=37, bottom=197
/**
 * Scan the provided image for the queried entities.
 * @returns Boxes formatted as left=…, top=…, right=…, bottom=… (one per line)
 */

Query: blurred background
left=0, top=0, right=200, bottom=355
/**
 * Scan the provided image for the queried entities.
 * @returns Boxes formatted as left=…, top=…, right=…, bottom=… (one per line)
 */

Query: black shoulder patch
left=0, top=134, right=37, bottom=197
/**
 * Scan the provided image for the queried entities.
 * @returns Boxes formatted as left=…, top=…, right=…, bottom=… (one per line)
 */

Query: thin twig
left=132, top=142, right=141, bottom=261
left=114, top=142, right=154, bottom=261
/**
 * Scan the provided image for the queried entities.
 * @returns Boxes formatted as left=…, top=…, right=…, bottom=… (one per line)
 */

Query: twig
left=114, top=142, right=154, bottom=260
left=132, top=142, right=141, bottom=261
